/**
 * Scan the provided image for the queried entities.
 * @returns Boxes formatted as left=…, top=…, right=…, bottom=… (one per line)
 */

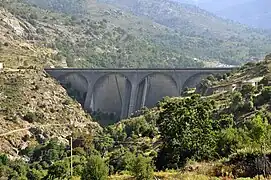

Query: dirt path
left=0, top=123, right=70, bottom=137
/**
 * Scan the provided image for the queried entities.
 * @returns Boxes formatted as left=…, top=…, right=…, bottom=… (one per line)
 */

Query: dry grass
left=109, top=172, right=269, bottom=180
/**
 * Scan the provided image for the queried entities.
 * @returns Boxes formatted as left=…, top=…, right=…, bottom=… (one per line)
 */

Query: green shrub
left=128, top=154, right=154, bottom=180
left=240, top=84, right=256, bottom=98
left=26, top=169, right=46, bottom=180
left=124, top=117, right=150, bottom=137
left=0, top=154, right=8, bottom=165
left=81, top=155, right=108, bottom=180
left=46, top=160, right=70, bottom=179
left=226, top=150, right=271, bottom=177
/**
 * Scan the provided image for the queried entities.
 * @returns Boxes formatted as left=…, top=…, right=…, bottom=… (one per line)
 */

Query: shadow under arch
left=182, top=72, right=214, bottom=92
left=58, top=73, right=89, bottom=106
left=90, top=73, right=132, bottom=126
left=135, top=72, right=179, bottom=111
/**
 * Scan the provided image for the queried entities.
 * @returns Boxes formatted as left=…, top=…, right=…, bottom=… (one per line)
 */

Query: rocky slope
left=0, top=7, right=101, bottom=157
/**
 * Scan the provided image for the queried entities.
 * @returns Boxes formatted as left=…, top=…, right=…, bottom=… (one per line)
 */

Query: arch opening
left=182, top=72, right=214, bottom=93
left=58, top=73, right=88, bottom=106
left=91, top=73, right=131, bottom=125
left=135, top=73, right=179, bottom=111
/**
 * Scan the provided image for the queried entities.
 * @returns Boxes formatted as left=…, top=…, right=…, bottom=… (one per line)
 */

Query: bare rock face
left=0, top=8, right=36, bottom=38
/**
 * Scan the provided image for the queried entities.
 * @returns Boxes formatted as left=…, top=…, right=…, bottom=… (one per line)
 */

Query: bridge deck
left=45, top=67, right=236, bottom=72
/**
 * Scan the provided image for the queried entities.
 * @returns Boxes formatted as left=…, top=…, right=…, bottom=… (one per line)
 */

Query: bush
left=0, top=154, right=8, bottom=165
left=124, top=118, right=150, bottom=137
left=226, top=150, right=271, bottom=177
left=128, top=154, right=154, bottom=180
left=81, top=155, right=108, bottom=180
left=240, top=84, right=256, bottom=98
left=23, top=112, right=38, bottom=123
left=46, top=160, right=70, bottom=179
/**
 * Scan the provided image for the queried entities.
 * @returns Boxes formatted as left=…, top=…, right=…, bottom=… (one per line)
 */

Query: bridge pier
left=120, top=79, right=131, bottom=119
left=141, top=77, right=148, bottom=108
left=128, top=83, right=138, bottom=116
left=83, top=83, right=94, bottom=111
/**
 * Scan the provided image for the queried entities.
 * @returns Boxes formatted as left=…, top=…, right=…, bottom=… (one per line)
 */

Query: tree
left=128, top=154, right=154, bottom=180
left=249, top=115, right=268, bottom=144
left=240, top=84, right=256, bottom=98
left=46, top=160, right=70, bottom=180
left=230, top=91, right=244, bottom=112
left=156, top=94, right=217, bottom=169
left=81, top=155, right=108, bottom=180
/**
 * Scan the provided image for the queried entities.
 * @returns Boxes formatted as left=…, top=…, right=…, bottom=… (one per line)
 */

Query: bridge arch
left=91, top=73, right=132, bottom=125
left=135, top=72, right=179, bottom=110
left=58, top=73, right=89, bottom=106
left=182, top=72, right=214, bottom=91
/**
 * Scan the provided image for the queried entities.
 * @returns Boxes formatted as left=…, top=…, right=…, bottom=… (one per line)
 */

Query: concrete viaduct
left=45, top=68, right=233, bottom=119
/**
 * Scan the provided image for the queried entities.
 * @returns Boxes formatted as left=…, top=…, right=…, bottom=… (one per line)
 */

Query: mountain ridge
left=172, top=0, right=271, bottom=29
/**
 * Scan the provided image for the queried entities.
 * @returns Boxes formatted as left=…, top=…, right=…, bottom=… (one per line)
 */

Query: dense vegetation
left=1, top=56, right=271, bottom=179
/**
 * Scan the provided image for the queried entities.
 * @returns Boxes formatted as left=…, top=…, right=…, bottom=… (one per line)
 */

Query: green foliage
left=247, top=115, right=269, bottom=144
left=0, top=154, right=8, bottom=166
left=46, top=160, right=70, bottom=179
left=230, top=91, right=244, bottom=112
left=7, top=160, right=29, bottom=180
left=216, top=114, right=234, bottom=129
left=124, top=117, right=151, bottom=137
left=216, top=128, right=251, bottom=157
left=255, top=86, right=271, bottom=106
left=21, top=139, right=66, bottom=164
left=26, top=169, right=46, bottom=180
left=226, top=150, right=271, bottom=177
left=127, top=154, right=154, bottom=180
left=107, top=148, right=129, bottom=173
left=156, top=95, right=218, bottom=169
left=81, top=155, right=108, bottom=180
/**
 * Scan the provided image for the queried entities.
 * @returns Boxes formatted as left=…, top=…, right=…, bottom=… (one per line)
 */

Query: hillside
left=1, top=0, right=271, bottom=179
left=217, top=0, right=271, bottom=30
left=9, top=0, right=271, bottom=66
left=174, top=0, right=271, bottom=29
left=1, top=0, right=202, bottom=68
left=103, top=54, right=271, bottom=178
left=98, top=0, right=271, bottom=65
left=0, top=6, right=102, bottom=157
